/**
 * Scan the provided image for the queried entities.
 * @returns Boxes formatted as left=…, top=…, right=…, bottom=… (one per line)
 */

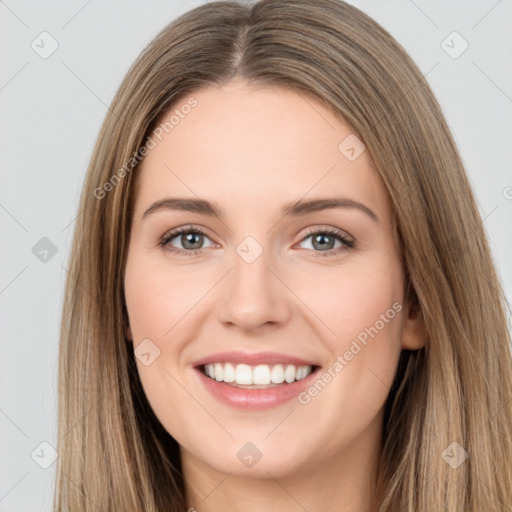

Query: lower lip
left=194, top=367, right=320, bottom=410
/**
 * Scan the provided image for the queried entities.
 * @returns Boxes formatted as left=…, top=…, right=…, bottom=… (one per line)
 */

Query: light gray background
left=0, top=1, right=511, bottom=510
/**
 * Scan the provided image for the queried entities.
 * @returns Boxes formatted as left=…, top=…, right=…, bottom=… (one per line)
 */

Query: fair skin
left=124, top=77, right=425, bottom=512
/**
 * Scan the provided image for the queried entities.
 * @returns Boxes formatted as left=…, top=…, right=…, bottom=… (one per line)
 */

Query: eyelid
left=294, top=226, right=355, bottom=257
left=159, top=224, right=216, bottom=255
left=297, top=225, right=354, bottom=245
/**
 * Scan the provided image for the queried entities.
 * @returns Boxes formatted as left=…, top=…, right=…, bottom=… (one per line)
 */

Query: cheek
left=306, top=257, right=401, bottom=317
left=291, top=265, right=404, bottom=435
left=124, top=255, right=198, bottom=431
left=124, top=253, right=215, bottom=410
left=295, top=259, right=404, bottom=381
left=124, top=254, right=202, bottom=342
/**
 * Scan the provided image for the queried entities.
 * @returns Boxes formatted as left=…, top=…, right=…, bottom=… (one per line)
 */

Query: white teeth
left=214, top=363, right=224, bottom=382
left=253, top=365, right=271, bottom=385
left=284, top=365, right=296, bottom=383
left=223, top=362, right=235, bottom=382
left=235, top=364, right=253, bottom=385
left=202, top=362, right=314, bottom=385
left=271, top=364, right=285, bottom=384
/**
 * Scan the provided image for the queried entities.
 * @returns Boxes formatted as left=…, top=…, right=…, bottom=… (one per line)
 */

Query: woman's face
left=124, top=78, right=424, bottom=479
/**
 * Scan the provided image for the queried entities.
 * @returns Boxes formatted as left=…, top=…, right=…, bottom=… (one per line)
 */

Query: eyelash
left=158, top=224, right=355, bottom=258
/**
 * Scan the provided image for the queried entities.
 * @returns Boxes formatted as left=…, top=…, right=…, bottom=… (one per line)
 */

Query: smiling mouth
left=199, top=362, right=320, bottom=388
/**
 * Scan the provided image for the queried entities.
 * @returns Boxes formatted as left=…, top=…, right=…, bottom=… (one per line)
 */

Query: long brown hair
left=55, top=1, right=512, bottom=510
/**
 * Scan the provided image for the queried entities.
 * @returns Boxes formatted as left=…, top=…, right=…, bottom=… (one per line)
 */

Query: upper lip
left=192, top=351, right=320, bottom=368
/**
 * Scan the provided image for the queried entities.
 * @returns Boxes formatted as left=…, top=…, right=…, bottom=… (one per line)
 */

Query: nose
left=217, top=244, right=292, bottom=332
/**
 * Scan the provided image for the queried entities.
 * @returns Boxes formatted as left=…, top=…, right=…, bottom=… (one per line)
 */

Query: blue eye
left=297, top=227, right=355, bottom=257
left=159, top=225, right=355, bottom=257
left=159, top=226, right=214, bottom=256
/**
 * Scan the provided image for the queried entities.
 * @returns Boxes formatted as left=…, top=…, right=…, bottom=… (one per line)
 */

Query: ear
left=401, top=284, right=427, bottom=351
left=125, top=324, right=133, bottom=342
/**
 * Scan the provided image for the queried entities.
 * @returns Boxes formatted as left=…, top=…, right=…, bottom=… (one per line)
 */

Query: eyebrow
left=142, top=196, right=379, bottom=223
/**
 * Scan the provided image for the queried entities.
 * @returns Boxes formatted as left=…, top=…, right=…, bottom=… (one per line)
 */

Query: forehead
left=133, top=79, right=389, bottom=222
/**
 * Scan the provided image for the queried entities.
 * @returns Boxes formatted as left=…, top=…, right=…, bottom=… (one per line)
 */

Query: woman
left=55, top=0, right=512, bottom=510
